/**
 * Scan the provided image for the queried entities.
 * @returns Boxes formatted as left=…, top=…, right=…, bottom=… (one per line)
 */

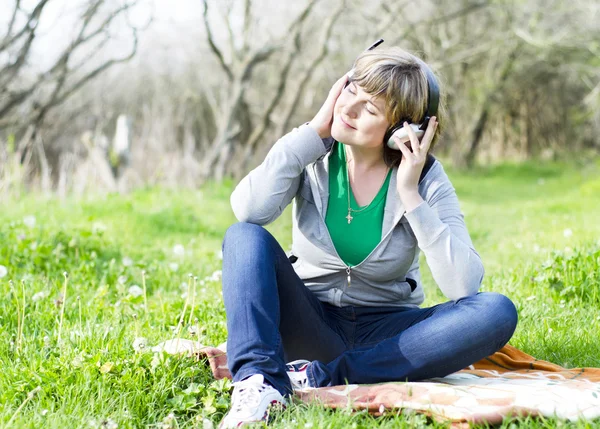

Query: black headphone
left=344, top=39, right=440, bottom=150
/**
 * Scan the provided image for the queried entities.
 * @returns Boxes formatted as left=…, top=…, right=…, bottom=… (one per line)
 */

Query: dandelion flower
left=23, top=215, right=36, bottom=228
left=0, top=265, right=7, bottom=278
left=563, top=228, right=573, bottom=238
left=132, top=337, right=147, bottom=353
left=101, top=418, right=118, bottom=429
left=92, top=222, right=107, bottom=234
left=122, top=257, right=133, bottom=267
left=128, top=285, right=143, bottom=298
left=32, top=291, right=49, bottom=302
left=173, top=244, right=185, bottom=257
left=169, top=262, right=179, bottom=272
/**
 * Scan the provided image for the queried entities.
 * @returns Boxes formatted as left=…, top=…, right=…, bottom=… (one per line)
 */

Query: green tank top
left=324, top=141, right=392, bottom=267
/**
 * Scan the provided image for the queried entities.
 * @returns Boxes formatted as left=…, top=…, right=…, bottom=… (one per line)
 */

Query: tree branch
left=202, top=0, right=234, bottom=81
left=0, top=0, right=50, bottom=52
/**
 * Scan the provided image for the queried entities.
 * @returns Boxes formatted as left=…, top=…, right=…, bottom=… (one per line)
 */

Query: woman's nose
left=343, top=105, right=358, bottom=119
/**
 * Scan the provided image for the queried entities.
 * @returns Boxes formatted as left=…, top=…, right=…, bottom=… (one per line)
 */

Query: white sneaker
left=285, top=360, right=313, bottom=391
left=219, top=374, right=285, bottom=428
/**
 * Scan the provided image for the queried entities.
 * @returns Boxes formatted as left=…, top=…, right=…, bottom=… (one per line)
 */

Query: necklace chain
left=345, top=146, right=390, bottom=224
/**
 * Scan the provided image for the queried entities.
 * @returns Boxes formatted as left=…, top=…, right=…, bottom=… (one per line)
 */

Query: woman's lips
left=340, top=117, right=356, bottom=129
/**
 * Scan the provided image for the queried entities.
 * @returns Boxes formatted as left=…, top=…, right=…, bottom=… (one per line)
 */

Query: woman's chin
left=331, top=125, right=351, bottom=143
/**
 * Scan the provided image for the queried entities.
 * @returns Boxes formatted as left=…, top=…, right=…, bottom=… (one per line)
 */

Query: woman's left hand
left=393, top=116, right=438, bottom=210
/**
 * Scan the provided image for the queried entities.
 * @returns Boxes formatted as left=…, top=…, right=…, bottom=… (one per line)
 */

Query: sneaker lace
left=230, top=379, right=267, bottom=412
left=292, top=376, right=309, bottom=390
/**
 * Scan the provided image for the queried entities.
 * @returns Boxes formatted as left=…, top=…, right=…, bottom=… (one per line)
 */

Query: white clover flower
left=202, top=419, right=214, bottom=429
left=132, top=337, right=147, bottom=352
left=169, top=262, right=179, bottom=272
left=122, top=257, right=133, bottom=267
left=32, top=290, right=49, bottom=302
left=0, top=265, right=7, bottom=278
left=23, top=215, right=36, bottom=228
left=117, top=276, right=127, bottom=285
left=41, top=409, right=48, bottom=416
left=173, top=244, right=185, bottom=257
left=30, top=242, right=38, bottom=251
left=160, top=413, right=175, bottom=429
left=128, top=285, right=143, bottom=298
left=563, top=228, right=573, bottom=238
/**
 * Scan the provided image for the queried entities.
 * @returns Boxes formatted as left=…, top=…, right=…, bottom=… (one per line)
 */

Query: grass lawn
left=1, top=157, right=599, bottom=428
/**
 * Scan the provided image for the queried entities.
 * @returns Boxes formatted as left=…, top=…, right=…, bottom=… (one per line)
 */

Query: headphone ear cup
left=386, top=123, right=424, bottom=150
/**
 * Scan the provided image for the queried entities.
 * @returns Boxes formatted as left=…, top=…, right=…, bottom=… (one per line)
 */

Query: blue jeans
left=221, top=222, right=518, bottom=396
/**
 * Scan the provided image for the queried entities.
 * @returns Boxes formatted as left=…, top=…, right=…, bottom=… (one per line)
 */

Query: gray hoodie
left=230, top=124, right=484, bottom=308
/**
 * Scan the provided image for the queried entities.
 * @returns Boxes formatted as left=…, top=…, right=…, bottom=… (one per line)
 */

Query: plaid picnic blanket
left=154, top=340, right=600, bottom=425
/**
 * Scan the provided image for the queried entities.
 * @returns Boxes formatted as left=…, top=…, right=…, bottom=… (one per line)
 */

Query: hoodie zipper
left=316, top=208, right=398, bottom=289
left=308, top=150, right=399, bottom=289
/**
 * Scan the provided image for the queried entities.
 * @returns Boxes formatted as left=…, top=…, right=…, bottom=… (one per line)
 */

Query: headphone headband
left=416, top=58, right=440, bottom=124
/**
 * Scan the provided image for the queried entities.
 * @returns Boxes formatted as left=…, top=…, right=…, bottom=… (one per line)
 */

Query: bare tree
left=198, top=0, right=340, bottom=182
left=0, top=0, right=147, bottom=132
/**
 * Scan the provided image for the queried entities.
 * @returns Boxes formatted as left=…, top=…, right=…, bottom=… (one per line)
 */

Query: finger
left=419, top=117, right=438, bottom=153
left=326, top=75, right=348, bottom=106
left=394, top=135, right=414, bottom=160
left=332, top=74, right=349, bottom=94
left=404, top=122, right=421, bottom=156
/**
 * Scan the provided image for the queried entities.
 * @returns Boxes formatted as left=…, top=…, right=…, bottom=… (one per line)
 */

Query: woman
left=219, top=46, right=518, bottom=428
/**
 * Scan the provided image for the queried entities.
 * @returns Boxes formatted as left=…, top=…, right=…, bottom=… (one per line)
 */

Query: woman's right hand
left=308, top=74, right=349, bottom=139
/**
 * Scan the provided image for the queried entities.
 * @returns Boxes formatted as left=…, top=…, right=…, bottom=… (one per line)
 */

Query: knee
left=222, top=221, right=272, bottom=254
left=474, top=292, right=518, bottom=339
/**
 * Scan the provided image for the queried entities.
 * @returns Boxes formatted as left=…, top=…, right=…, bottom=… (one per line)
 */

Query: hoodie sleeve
left=403, top=162, right=484, bottom=300
left=230, top=124, right=329, bottom=226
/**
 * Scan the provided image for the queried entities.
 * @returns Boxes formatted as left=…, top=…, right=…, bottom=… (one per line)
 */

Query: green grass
left=1, top=157, right=600, bottom=428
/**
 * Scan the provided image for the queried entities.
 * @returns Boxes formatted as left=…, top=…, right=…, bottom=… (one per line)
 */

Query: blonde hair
left=351, top=46, right=445, bottom=168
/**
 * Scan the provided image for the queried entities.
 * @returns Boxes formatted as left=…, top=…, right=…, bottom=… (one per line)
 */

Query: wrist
left=398, top=188, right=423, bottom=212
left=308, top=121, right=328, bottom=139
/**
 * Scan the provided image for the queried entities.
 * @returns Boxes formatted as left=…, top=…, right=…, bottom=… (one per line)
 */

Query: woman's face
left=331, top=81, right=389, bottom=149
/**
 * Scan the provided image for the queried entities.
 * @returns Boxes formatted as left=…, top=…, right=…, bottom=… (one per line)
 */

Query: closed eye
left=347, top=86, right=377, bottom=115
